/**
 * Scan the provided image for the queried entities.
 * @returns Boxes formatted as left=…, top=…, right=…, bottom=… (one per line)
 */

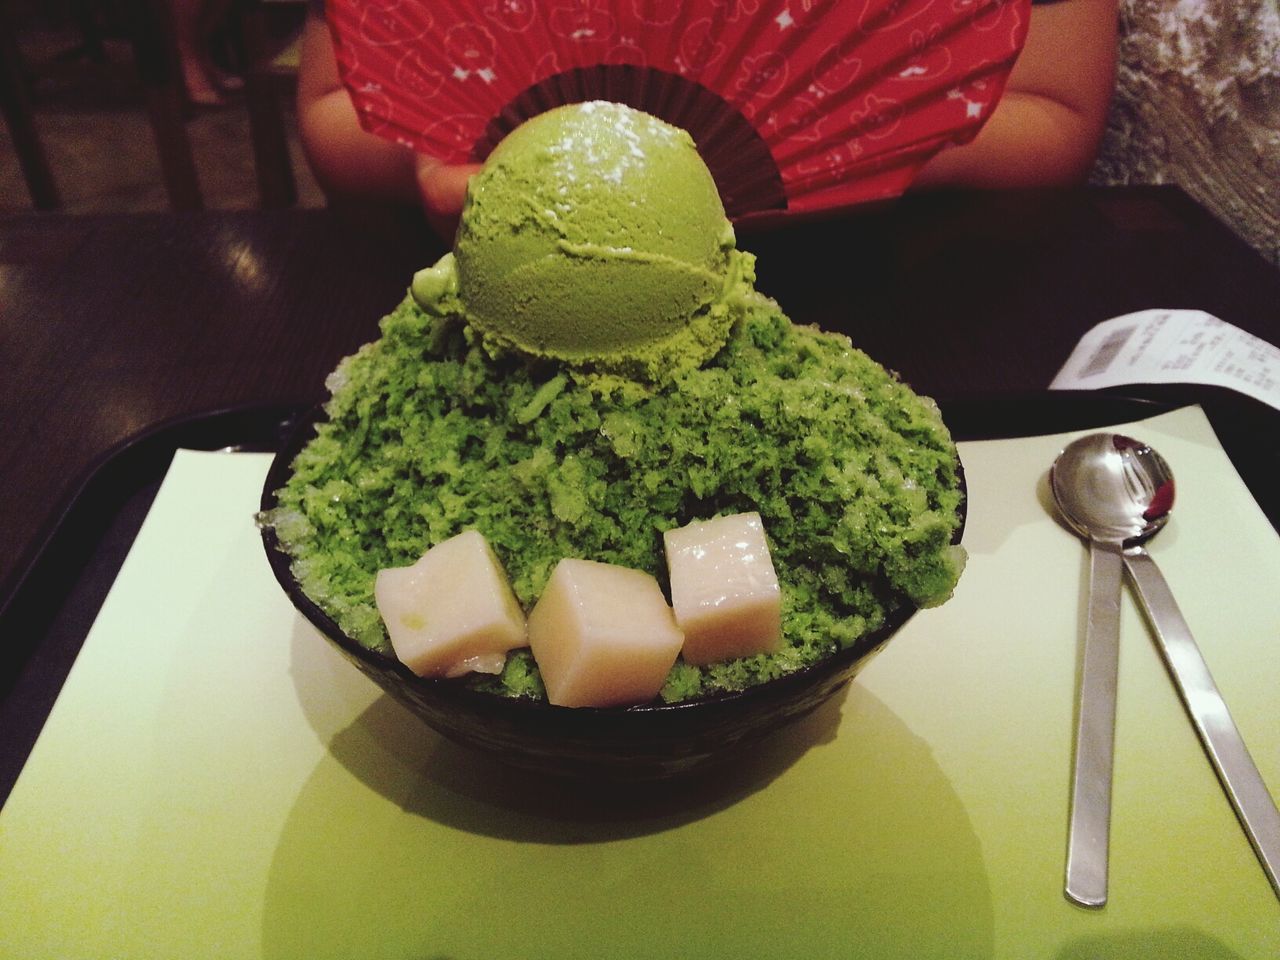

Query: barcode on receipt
left=1080, top=325, right=1137, bottom=377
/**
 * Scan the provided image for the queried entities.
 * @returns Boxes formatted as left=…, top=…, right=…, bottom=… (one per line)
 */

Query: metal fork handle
left=1124, top=547, right=1280, bottom=902
left=1065, top=541, right=1124, bottom=908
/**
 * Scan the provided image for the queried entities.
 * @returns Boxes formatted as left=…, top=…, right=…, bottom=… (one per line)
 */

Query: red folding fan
left=327, top=0, right=1031, bottom=219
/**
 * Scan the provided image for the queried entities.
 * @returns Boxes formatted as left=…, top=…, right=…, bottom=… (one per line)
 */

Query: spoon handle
left=1124, top=548, right=1280, bottom=902
left=1065, top=541, right=1124, bottom=908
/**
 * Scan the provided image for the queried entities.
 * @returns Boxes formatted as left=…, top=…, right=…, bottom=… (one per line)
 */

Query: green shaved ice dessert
left=268, top=291, right=965, bottom=703
left=265, top=101, right=965, bottom=706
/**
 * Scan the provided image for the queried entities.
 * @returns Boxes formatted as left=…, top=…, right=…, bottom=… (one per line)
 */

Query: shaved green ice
left=267, top=284, right=965, bottom=704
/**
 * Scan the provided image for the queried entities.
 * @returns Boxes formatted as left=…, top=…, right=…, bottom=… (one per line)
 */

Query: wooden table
left=2, top=186, right=1278, bottom=798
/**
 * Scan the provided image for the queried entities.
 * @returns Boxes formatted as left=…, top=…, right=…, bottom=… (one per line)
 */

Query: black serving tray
left=2, top=391, right=1276, bottom=804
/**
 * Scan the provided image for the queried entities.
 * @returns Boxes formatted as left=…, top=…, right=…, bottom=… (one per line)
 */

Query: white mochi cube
left=527, top=558, right=684, bottom=708
left=663, top=511, right=782, bottom=665
left=374, top=530, right=527, bottom=678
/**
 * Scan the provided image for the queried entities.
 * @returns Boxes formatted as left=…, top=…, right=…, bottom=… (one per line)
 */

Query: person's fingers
left=414, top=156, right=481, bottom=238
left=415, top=160, right=477, bottom=214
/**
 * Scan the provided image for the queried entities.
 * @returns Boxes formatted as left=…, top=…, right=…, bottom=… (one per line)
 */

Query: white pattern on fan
left=327, top=0, right=1031, bottom=217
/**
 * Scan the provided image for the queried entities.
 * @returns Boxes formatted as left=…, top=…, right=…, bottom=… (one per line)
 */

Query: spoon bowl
left=1051, top=433, right=1174, bottom=546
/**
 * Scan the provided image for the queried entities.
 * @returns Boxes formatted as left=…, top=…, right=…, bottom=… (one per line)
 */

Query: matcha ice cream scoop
left=412, top=101, right=753, bottom=379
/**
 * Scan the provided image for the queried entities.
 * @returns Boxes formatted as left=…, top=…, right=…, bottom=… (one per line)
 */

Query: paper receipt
left=1051, top=309, right=1280, bottom=412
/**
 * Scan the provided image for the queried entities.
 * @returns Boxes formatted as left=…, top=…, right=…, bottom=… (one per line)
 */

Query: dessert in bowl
left=259, top=103, right=966, bottom=780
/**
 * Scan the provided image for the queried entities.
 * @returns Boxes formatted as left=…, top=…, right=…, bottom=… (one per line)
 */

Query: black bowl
left=260, top=407, right=966, bottom=781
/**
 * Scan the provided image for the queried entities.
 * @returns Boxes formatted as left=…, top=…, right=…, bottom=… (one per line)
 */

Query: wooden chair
left=129, top=0, right=202, bottom=210
left=0, top=5, right=62, bottom=209
left=1, top=0, right=203, bottom=211
left=234, top=0, right=305, bottom=208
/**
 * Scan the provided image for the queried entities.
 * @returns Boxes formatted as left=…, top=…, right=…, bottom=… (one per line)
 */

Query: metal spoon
left=1052, top=432, right=1280, bottom=906
left=1051, top=433, right=1147, bottom=907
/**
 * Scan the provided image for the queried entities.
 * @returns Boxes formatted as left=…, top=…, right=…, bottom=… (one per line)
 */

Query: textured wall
left=1091, top=0, right=1280, bottom=265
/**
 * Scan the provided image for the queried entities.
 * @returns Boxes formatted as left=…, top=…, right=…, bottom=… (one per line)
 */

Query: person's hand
left=413, top=156, right=482, bottom=240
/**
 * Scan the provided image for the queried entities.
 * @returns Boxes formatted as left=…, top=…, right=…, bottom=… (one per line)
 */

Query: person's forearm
left=296, top=12, right=419, bottom=205
left=914, top=91, right=1105, bottom=189
left=298, top=90, right=419, bottom=205
left=915, top=0, right=1117, bottom=190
